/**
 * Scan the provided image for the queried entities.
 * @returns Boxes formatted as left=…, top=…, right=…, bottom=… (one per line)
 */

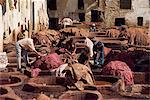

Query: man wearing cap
left=89, top=24, right=97, bottom=32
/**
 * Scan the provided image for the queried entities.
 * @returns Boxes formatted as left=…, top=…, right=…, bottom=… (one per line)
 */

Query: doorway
left=79, top=13, right=85, bottom=22
left=115, top=18, right=125, bottom=26
left=137, top=17, right=143, bottom=26
left=49, top=18, right=59, bottom=29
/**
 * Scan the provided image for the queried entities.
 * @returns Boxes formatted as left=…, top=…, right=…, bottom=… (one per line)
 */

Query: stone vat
left=0, top=73, right=26, bottom=87
left=84, top=75, right=122, bottom=95
left=22, top=76, right=67, bottom=98
left=59, top=90, right=103, bottom=100
left=0, top=86, right=21, bottom=100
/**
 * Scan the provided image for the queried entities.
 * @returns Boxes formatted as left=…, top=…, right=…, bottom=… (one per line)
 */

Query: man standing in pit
left=15, top=37, right=45, bottom=72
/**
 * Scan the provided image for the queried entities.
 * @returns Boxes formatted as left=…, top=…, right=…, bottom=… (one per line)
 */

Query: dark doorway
left=115, top=18, right=125, bottom=26
left=137, top=17, right=143, bottom=26
left=49, top=18, right=59, bottom=29
left=47, top=0, right=57, bottom=10
left=91, top=9, right=101, bottom=22
left=78, top=0, right=84, bottom=10
left=79, top=13, right=85, bottom=22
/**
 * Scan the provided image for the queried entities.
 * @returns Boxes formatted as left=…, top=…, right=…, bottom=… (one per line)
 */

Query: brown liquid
left=95, top=81, right=112, bottom=85
left=0, top=77, right=21, bottom=85
left=0, top=79, right=11, bottom=85
left=99, top=90, right=113, bottom=95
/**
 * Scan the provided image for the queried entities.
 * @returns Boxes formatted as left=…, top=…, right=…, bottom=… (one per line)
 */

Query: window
left=47, top=0, right=57, bottom=10
left=78, top=0, right=84, bottom=10
left=137, top=17, right=143, bottom=26
left=49, top=18, right=59, bottom=29
left=79, top=13, right=85, bottom=22
left=120, top=0, right=131, bottom=9
left=115, top=18, right=125, bottom=26
left=91, top=10, right=101, bottom=22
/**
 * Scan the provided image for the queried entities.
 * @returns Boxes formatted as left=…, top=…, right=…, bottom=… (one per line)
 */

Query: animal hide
left=32, top=53, right=64, bottom=71
left=106, top=28, right=120, bottom=38
left=63, top=63, right=94, bottom=90
left=101, top=60, right=134, bottom=85
left=32, top=29, right=60, bottom=46
left=126, top=28, right=149, bottom=46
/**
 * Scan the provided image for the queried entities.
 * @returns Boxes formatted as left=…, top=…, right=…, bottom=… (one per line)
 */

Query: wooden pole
left=0, top=5, right=3, bottom=52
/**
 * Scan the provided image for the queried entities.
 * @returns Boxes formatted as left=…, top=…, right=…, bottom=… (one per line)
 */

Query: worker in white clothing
left=15, top=38, right=44, bottom=71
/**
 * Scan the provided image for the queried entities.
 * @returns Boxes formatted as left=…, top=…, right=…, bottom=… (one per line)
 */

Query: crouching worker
left=15, top=38, right=44, bottom=72
left=93, top=41, right=104, bottom=68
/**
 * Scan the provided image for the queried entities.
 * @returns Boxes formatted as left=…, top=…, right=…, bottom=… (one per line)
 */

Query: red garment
left=101, top=60, right=134, bottom=85
left=32, top=53, right=64, bottom=70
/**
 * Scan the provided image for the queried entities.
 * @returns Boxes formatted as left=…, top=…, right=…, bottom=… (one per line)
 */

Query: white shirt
left=18, top=38, right=35, bottom=51
left=84, top=37, right=94, bottom=57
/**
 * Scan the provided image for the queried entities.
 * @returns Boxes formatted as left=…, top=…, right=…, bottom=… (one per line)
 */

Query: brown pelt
left=105, top=28, right=121, bottom=38
left=125, top=27, right=149, bottom=46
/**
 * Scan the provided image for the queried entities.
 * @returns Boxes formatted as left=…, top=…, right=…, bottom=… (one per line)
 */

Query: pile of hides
left=32, top=29, right=60, bottom=46
left=59, top=27, right=90, bottom=37
left=63, top=63, right=94, bottom=90
left=124, top=27, right=149, bottom=46
left=105, top=28, right=121, bottom=38
left=31, top=53, right=64, bottom=71
left=60, top=17, right=73, bottom=27
left=101, top=60, right=134, bottom=85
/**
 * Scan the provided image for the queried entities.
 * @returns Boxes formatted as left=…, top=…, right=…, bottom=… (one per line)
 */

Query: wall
left=105, top=0, right=150, bottom=27
left=125, top=0, right=150, bottom=27
left=48, top=0, right=97, bottom=21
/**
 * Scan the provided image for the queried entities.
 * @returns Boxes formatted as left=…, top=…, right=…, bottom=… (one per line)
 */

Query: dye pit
left=59, top=90, right=103, bottom=100
left=0, top=87, right=8, bottom=96
left=0, top=77, right=21, bottom=85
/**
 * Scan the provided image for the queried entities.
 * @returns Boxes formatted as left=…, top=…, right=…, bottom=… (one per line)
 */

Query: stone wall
left=105, top=0, right=150, bottom=27
left=48, top=0, right=97, bottom=21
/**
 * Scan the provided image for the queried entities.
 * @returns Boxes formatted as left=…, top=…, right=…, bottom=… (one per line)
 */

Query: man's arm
left=33, top=49, right=44, bottom=57
left=28, top=43, right=44, bottom=56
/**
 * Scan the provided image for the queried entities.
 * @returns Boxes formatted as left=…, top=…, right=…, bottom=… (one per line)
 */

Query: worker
left=15, top=38, right=45, bottom=72
left=89, top=24, right=97, bottom=32
left=93, top=41, right=104, bottom=68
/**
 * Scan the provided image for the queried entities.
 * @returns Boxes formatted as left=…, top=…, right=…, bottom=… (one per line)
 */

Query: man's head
left=92, top=24, right=96, bottom=27
left=96, top=42, right=103, bottom=48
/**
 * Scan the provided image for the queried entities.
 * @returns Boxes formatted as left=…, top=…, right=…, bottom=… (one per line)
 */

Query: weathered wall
left=48, top=0, right=96, bottom=21
left=105, top=0, right=150, bottom=27
left=125, top=0, right=150, bottom=27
